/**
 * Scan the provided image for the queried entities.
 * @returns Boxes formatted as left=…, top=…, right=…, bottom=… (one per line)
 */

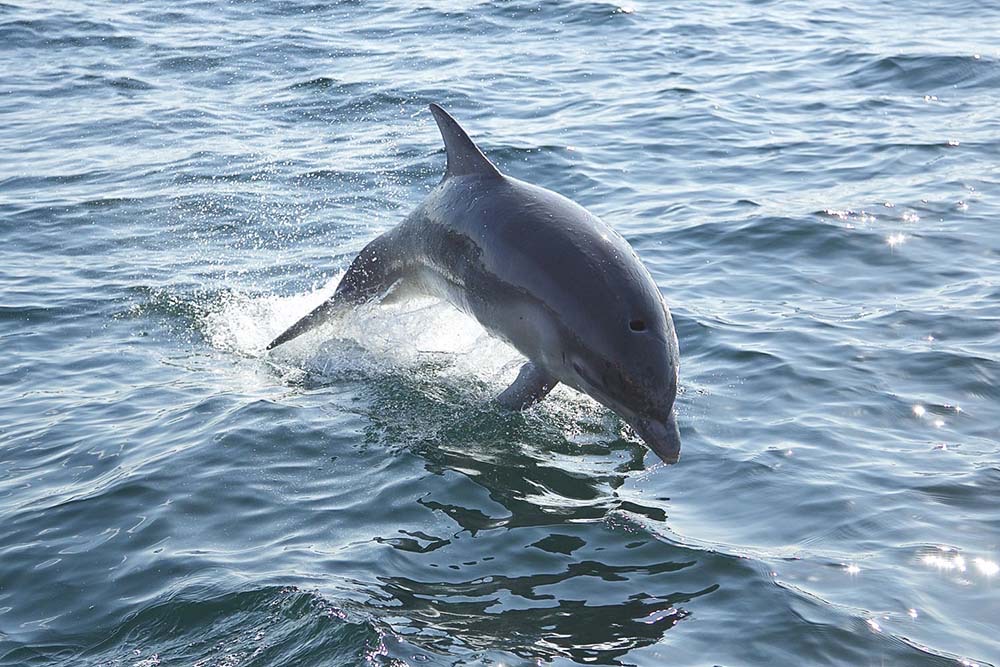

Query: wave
left=847, top=53, right=998, bottom=92
left=62, top=587, right=383, bottom=667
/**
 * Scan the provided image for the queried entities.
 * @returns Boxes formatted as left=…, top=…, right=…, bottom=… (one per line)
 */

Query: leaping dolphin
left=267, top=104, right=682, bottom=463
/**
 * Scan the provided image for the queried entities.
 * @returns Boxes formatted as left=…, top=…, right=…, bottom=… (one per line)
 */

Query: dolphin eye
left=629, top=319, right=647, bottom=332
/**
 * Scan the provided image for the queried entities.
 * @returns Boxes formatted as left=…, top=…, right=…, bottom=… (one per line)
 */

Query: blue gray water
left=2, top=1, right=998, bottom=665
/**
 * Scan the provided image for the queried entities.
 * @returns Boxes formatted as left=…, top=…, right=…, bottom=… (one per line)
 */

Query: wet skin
left=268, top=104, right=681, bottom=463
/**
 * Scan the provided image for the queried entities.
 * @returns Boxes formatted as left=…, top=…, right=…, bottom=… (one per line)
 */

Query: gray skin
left=268, top=104, right=682, bottom=463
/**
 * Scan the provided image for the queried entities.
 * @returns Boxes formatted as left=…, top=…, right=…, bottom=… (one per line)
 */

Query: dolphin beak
left=632, top=412, right=682, bottom=464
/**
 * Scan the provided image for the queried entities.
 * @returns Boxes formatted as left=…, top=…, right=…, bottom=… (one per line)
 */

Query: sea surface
left=2, top=1, right=998, bottom=665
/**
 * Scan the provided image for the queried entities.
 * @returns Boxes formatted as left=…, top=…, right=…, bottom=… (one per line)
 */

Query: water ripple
left=1, top=0, right=998, bottom=665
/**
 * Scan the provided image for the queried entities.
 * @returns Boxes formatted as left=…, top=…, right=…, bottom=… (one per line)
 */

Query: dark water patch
left=263, top=89, right=421, bottom=125
left=69, top=587, right=382, bottom=667
left=157, top=54, right=230, bottom=73
left=729, top=16, right=810, bottom=37
left=78, top=196, right=148, bottom=209
left=0, top=15, right=140, bottom=51
left=287, top=76, right=345, bottom=91
left=0, top=169, right=118, bottom=192
left=847, top=53, right=998, bottom=92
left=667, top=214, right=909, bottom=271
left=46, top=32, right=141, bottom=51
left=0, top=17, right=43, bottom=45
left=0, top=303, right=59, bottom=324
left=912, top=467, right=1000, bottom=513
left=232, top=1, right=359, bottom=19
left=6, top=74, right=157, bottom=101
left=489, top=0, right=639, bottom=26
left=95, top=74, right=156, bottom=92
left=894, top=349, right=1000, bottom=400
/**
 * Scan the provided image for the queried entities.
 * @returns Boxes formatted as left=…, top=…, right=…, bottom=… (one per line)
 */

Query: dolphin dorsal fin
left=429, top=103, right=502, bottom=180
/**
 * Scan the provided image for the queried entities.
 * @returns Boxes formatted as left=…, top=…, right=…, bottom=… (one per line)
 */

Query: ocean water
left=1, top=0, right=998, bottom=665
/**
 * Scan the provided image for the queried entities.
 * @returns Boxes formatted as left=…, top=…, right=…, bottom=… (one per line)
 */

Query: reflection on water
left=200, top=271, right=717, bottom=662
left=192, top=270, right=1000, bottom=665
left=373, top=568, right=707, bottom=664
left=215, top=307, right=710, bottom=662
left=922, top=549, right=999, bottom=578
left=351, top=370, right=716, bottom=663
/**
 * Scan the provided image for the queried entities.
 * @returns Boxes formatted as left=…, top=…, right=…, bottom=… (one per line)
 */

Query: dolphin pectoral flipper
left=496, top=362, right=558, bottom=410
left=379, top=277, right=424, bottom=306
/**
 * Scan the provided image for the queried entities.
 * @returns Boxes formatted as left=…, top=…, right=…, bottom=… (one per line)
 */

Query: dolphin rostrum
left=268, top=104, right=682, bottom=463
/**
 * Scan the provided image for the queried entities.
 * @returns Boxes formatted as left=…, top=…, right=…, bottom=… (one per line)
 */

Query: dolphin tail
left=429, top=103, right=503, bottom=180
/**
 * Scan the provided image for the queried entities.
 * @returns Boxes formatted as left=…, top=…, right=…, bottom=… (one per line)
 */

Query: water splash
left=203, top=274, right=519, bottom=380
left=200, top=276, right=617, bottom=451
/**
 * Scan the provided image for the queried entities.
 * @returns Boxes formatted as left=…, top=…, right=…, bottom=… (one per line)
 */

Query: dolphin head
left=557, top=293, right=682, bottom=464
left=444, top=171, right=684, bottom=463
left=494, top=185, right=683, bottom=465
left=629, top=408, right=682, bottom=464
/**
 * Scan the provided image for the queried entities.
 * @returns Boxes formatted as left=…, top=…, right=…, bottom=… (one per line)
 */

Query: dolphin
left=267, top=104, right=682, bottom=463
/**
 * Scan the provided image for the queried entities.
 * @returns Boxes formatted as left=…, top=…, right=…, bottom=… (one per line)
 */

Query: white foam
left=200, top=277, right=619, bottom=451
left=202, top=274, right=523, bottom=390
left=203, top=273, right=344, bottom=357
